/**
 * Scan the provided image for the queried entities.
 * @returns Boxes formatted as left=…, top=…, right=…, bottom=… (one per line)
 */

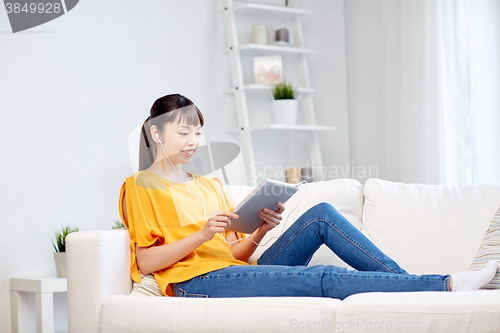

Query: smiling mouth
left=180, top=149, right=195, bottom=157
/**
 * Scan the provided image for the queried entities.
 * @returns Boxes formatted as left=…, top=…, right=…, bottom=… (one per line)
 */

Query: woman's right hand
left=199, top=211, right=239, bottom=242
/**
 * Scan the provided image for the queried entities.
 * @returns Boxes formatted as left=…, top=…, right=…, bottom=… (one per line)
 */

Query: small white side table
left=10, top=277, right=67, bottom=333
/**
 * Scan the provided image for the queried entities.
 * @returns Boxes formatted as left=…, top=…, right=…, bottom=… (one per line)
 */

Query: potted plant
left=112, top=219, right=126, bottom=229
left=271, top=82, right=298, bottom=125
left=52, top=225, right=79, bottom=278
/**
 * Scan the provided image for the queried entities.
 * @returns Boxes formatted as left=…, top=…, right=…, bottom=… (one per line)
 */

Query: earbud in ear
left=156, top=133, right=162, bottom=144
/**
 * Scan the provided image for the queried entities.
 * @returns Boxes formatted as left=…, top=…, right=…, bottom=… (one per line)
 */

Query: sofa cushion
left=468, top=206, right=500, bottom=289
left=226, top=179, right=364, bottom=268
left=130, top=272, right=163, bottom=296
left=100, top=295, right=341, bottom=333
left=335, top=290, right=500, bottom=333
left=361, top=179, right=500, bottom=275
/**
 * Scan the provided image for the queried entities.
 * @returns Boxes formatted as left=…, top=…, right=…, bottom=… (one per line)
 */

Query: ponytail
left=138, top=116, right=155, bottom=171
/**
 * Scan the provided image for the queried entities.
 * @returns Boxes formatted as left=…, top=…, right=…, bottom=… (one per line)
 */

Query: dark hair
left=138, top=94, right=204, bottom=171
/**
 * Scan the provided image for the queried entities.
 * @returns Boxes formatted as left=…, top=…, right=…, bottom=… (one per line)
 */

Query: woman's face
left=157, top=116, right=203, bottom=164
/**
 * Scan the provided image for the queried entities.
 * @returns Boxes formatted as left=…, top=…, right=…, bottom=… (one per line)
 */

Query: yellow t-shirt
left=119, top=171, right=251, bottom=297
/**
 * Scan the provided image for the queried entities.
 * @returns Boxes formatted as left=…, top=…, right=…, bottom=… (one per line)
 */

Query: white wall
left=0, top=0, right=349, bottom=331
left=345, top=0, right=385, bottom=183
left=302, top=0, right=351, bottom=181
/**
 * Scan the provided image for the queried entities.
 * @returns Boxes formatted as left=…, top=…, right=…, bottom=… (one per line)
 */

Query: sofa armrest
left=66, top=229, right=132, bottom=333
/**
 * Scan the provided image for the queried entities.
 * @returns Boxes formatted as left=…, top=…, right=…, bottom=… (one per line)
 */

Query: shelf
left=231, top=2, right=312, bottom=18
left=11, top=277, right=67, bottom=293
left=224, top=43, right=313, bottom=55
left=226, top=124, right=336, bottom=133
left=223, top=0, right=330, bottom=185
left=224, top=84, right=315, bottom=95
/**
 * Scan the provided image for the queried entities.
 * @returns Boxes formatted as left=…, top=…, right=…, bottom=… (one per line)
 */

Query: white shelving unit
left=221, top=0, right=335, bottom=185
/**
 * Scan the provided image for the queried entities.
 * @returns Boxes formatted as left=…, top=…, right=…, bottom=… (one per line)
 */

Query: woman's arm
left=228, top=229, right=268, bottom=263
left=122, top=193, right=237, bottom=274
left=136, top=233, right=206, bottom=275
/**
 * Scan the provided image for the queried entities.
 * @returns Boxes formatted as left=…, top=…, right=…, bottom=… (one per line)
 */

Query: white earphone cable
left=156, top=134, right=308, bottom=247
left=158, top=139, right=207, bottom=220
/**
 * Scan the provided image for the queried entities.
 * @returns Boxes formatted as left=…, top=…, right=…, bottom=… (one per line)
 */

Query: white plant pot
left=54, top=252, right=67, bottom=278
left=271, top=99, right=298, bottom=125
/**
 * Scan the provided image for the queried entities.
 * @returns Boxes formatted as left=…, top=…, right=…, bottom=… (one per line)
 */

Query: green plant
left=52, top=225, right=79, bottom=252
left=112, top=219, right=125, bottom=229
left=272, top=82, right=296, bottom=100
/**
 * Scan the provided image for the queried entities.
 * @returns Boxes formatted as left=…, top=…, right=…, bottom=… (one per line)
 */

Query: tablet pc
left=227, top=179, right=299, bottom=234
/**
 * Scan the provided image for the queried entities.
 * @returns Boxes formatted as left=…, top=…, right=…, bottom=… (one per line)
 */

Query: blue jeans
left=172, top=203, right=450, bottom=300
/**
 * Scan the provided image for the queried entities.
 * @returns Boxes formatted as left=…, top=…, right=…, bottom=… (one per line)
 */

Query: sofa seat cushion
left=100, top=295, right=341, bottom=333
left=361, top=179, right=500, bottom=275
left=335, top=290, right=500, bottom=333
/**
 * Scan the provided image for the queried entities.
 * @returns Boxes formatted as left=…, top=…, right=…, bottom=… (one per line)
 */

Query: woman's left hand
left=258, top=202, right=285, bottom=234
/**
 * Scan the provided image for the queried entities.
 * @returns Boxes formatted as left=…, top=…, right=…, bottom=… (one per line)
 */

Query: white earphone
left=155, top=133, right=162, bottom=144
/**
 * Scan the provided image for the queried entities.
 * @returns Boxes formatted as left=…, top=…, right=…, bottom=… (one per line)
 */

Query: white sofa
left=66, top=178, right=500, bottom=333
